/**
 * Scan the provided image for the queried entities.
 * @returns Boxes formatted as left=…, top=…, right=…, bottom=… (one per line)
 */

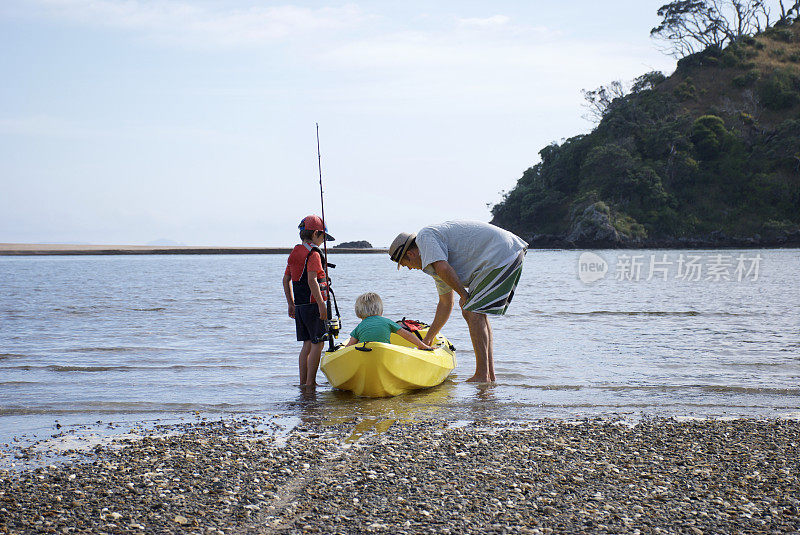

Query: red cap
left=298, top=215, right=335, bottom=241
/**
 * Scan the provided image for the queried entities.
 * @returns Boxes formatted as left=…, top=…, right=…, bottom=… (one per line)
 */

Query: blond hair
left=354, top=292, right=383, bottom=319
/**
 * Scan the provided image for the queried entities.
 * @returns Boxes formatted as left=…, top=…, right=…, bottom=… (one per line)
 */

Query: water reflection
left=286, top=379, right=457, bottom=432
left=344, top=418, right=397, bottom=442
left=285, top=380, right=459, bottom=438
left=290, top=379, right=533, bottom=438
left=472, top=383, right=497, bottom=402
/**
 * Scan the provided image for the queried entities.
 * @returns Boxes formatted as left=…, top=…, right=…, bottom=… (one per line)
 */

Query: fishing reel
left=325, top=317, right=341, bottom=339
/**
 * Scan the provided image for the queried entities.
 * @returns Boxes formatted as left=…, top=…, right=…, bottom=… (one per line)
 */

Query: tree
left=651, top=1, right=729, bottom=57
left=691, top=115, right=732, bottom=158
left=651, top=1, right=800, bottom=57
left=777, top=0, right=800, bottom=23
left=581, top=81, right=627, bottom=123
left=631, top=71, right=668, bottom=93
left=581, top=72, right=667, bottom=125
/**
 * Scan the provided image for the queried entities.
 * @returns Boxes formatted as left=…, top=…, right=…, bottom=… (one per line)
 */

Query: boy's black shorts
left=295, top=303, right=327, bottom=344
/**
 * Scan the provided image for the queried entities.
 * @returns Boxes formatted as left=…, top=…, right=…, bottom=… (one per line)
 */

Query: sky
left=0, top=0, right=677, bottom=247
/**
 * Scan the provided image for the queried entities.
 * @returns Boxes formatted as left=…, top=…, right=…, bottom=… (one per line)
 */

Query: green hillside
left=491, top=21, right=800, bottom=247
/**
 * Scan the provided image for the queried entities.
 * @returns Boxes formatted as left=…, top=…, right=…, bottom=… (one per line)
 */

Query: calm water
left=1, top=250, right=799, bottom=443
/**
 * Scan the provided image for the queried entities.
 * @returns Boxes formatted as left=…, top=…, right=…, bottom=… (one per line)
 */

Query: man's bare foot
left=466, top=374, right=493, bottom=383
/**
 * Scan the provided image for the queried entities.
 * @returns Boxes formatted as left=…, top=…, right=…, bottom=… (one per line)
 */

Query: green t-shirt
left=350, top=315, right=400, bottom=344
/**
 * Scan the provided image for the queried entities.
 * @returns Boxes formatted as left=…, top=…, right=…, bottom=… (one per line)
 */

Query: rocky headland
left=491, top=21, right=800, bottom=250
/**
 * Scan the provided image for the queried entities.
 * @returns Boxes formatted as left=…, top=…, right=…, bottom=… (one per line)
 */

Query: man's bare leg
left=463, top=310, right=494, bottom=382
left=487, top=317, right=495, bottom=382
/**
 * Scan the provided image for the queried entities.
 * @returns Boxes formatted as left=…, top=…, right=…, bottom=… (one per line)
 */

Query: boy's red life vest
left=286, top=243, right=329, bottom=305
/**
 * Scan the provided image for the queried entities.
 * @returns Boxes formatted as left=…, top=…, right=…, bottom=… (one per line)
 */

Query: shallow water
left=1, top=250, right=799, bottom=444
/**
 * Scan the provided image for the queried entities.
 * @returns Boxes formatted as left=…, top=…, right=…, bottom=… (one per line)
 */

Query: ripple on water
left=0, top=251, right=798, bottom=437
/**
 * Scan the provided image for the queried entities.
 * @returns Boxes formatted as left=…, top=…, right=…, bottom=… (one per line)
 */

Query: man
left=389, top=220, right=527, bottom=382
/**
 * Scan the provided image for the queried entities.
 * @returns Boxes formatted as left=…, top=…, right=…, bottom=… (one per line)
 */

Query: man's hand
left=318, top=302, right=328, bottom=321
left=423, top=332, right=436, bottom=346
left=459, top=292, right=469, bottom=310
left=288, top=303, right=295, bottom=318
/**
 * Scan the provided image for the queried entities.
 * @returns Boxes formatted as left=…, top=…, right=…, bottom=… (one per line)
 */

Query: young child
left=283, top=215, right=334, bottom=387
left=346, top=292, right=432, bottom=349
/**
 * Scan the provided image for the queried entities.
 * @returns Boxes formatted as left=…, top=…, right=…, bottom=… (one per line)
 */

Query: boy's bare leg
left=462, top=310, right=494, bottom=382
left=298, top=341, right=312, bottom=385
left=304, top=341, right=324, bottom=387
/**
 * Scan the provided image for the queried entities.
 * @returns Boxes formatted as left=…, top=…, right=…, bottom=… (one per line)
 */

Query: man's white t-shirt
left=417, top=220, right=528, bottom=295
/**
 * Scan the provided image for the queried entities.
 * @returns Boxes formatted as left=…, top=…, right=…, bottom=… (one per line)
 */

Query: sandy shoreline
left=0, top=244, right=387, bottom=256
left=1, top=417, right=798, bottom=534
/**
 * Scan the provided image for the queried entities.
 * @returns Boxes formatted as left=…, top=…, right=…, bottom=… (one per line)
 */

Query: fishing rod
left=316, top=123, right=341, bottom=351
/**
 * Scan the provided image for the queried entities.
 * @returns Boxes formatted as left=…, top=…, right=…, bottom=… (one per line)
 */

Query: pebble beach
left=1, top=417, right=798, bottom=534
left=3, top=252, right=800, bottom=533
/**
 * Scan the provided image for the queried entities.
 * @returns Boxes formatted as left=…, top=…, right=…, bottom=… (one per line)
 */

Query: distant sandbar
left=0, top=244, right=387, bottom=256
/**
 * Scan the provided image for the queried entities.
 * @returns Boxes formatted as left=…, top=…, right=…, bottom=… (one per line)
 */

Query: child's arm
left=282, top=271, right=295, bottom=318
left=345, top=336, right=358, bottom=347
left=307, top=270, right=328, bottom=321
left=397, top=328, right=432, bottom=350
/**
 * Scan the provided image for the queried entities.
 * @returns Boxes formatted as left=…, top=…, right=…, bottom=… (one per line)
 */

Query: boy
left=345, top=292, right=431, bottom=349
left=283, top=215, right=334, bottom=387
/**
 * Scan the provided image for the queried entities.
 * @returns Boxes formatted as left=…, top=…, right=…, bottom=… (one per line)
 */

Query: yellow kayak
left=320, top=321, right=456, bottom=398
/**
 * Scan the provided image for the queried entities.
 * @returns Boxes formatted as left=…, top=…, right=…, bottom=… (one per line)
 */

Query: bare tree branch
left=652, top=0, right=799, bottom=57
left=777, top=0, right=800, bottom=22
left=581, top=81, right=628, bottom=123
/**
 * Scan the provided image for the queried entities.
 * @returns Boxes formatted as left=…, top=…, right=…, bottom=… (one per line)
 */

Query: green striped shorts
left=463, top=250, right=526, bottom=315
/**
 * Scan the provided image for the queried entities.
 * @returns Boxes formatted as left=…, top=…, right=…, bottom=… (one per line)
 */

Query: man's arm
left=282, top=271, right=295, bottom=318
left=424, top=290, right=454, bottom=346
left=431, top=260, right=470, bottom=309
